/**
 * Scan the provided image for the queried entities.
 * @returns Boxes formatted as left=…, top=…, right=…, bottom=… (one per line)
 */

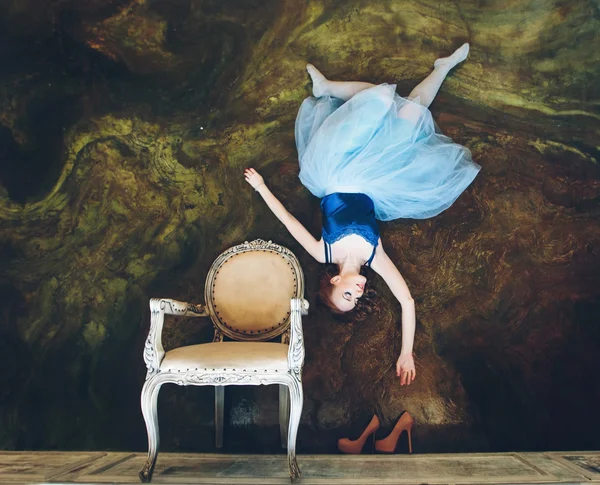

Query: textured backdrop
left=0, top=0, right=599, bottom=454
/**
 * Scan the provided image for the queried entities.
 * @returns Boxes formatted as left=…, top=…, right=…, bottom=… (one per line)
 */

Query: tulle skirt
left=295, top=83, right=481, bottom=221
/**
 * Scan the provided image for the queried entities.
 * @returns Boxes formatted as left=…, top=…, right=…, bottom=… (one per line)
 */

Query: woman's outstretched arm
left=244, top=168, right=325, bottom=263
left=370, top=244, right=416, bottom=386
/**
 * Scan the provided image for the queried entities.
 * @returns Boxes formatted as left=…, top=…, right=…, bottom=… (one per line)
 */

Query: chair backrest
left=205, top=239, right=304, bottom=341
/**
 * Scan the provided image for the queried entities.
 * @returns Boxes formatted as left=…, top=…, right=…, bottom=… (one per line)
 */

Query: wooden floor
left=1, top=451, right=600, bottom=485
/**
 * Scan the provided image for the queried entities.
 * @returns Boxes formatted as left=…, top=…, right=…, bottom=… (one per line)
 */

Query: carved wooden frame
left=139, top=240, right=308, bottom=483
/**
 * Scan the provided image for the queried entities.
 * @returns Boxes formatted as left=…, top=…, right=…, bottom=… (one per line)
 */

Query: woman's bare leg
left=307, top=64, right=375, bottom=100
left=307, top=42, right=469, bottom=106
left=407, top=43, right=469, bottom=108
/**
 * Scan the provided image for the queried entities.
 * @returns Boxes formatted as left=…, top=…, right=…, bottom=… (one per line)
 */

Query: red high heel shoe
left=375, top=411, right=414, bottom=454
left=337, top=415, right=380, bottom=454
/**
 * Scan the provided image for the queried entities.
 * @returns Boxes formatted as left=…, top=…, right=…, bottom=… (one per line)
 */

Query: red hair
left=316, top=264, right=377, bottom=322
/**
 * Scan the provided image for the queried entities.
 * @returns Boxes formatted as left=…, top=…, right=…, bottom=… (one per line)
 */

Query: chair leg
left=139, top=378, right=163, bottom=483
left=215, top=386, right=224, bottom=449
left=279, top=384, right=290, bottom=448
left=286, top=377, right=303, bottom=483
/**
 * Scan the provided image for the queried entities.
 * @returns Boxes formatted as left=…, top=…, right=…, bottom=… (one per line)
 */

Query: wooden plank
left=66, top=452, right=578, bottom=485
left=0, top=451, right=103, bottom=483
left=550, top=452, right=600, bottom=481
left=54, top=453, right=139, bottom=483
left=516, top=453, right=589, bottom=482
left=0, top=451, right=597, bottom=485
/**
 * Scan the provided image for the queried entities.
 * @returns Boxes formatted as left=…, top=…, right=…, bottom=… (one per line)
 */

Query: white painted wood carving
left=139, top=239, right=307, bottom=483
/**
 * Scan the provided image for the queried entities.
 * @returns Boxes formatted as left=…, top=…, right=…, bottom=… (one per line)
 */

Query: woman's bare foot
left=434, top=43, right=470, bottom=70
left=306, top=63, right=329, bottom=97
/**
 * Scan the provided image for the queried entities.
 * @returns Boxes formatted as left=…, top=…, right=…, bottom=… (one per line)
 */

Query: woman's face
left=329, top=273, right=367, bottom=312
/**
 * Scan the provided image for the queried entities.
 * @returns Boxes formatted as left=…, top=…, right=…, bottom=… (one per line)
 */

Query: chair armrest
left=287, top=298, right=309, bottom=379
left=144, top=298, right=209, bottom=378
left=157, top=298, right=209, bottom=317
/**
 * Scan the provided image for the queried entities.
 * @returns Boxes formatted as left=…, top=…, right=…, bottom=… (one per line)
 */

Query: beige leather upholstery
left=210, top=250, right=297, bottom=337
left=160, top=342, right=290, bottom=372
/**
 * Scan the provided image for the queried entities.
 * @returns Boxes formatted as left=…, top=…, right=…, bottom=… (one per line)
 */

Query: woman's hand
left=396, top=352, right=416, bottom=386
left=244, top=168, right=265, bottom=191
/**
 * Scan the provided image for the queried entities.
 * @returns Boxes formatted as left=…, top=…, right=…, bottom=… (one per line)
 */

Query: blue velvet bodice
left=321, top=192, right=380, bottom=265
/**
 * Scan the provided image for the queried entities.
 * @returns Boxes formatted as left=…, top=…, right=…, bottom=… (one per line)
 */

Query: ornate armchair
left=139, top=239, right=308, bottom=483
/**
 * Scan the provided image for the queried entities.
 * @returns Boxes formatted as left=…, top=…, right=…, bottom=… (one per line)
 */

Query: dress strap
left=324, top=240, right=332, bottom=264
left=365, top=244, right=377, bottom=267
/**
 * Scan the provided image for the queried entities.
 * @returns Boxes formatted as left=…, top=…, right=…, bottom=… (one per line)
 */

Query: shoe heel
left=374, top=411, right=414, bottom=454
left=337, top=415, right=380, bottom=454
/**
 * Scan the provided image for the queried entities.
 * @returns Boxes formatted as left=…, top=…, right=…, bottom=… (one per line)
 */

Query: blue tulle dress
left=295, top=83, right=481, bottom=221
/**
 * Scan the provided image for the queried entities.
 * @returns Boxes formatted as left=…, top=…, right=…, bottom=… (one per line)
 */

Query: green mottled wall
left=0, top=0, right=599, bottom=453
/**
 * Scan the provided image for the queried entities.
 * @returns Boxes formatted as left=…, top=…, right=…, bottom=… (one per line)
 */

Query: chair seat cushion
left=160, top=342, right=289, bottom=372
